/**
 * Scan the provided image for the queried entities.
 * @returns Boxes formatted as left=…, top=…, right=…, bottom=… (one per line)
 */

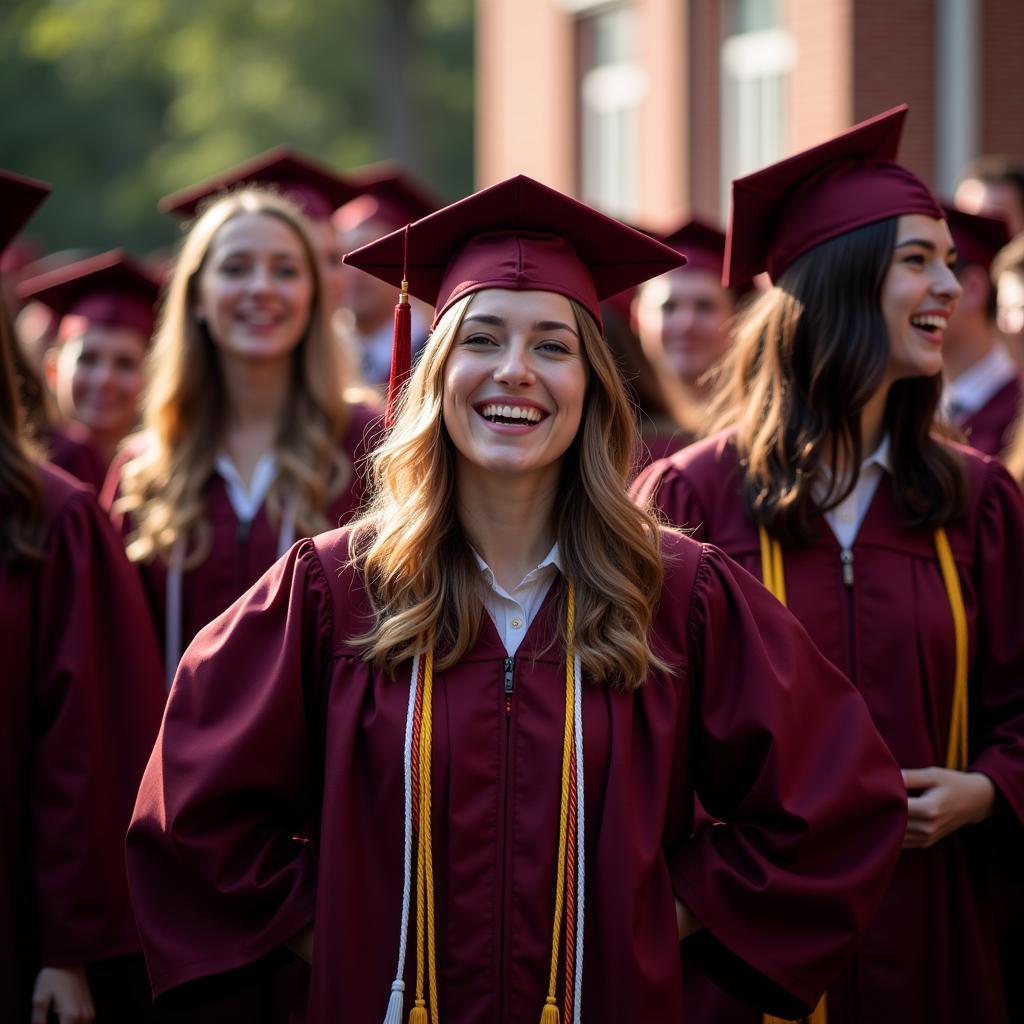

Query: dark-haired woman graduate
left=126, top=175, right=907, bottom=1024
left=0, top=171, right=165, bottom=1021
left=633, top=106, right=1024, bottom=1024
left=103, top=186, right=379, bottom=686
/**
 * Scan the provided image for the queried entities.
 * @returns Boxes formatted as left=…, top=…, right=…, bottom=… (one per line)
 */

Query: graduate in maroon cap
left=633, top=217, right=751, bottom=461
left=103, top=186, right=380, bottom=689
left=126, top=174, right=906, bottom=1024
left=335, top=163, right=440, bottom=386
left=19, top=250, right=161, bottom=483
left=0, top=170, right=165, bottom=1021
left=161, top=145, right=361, bottom=318
left=937, top=206, right=1019, bottom=456
left=634, top=106, right=1024, bottom=1024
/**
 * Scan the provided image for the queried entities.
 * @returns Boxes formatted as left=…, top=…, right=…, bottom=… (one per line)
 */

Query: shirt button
left=511, top=618, right=523, bottom=629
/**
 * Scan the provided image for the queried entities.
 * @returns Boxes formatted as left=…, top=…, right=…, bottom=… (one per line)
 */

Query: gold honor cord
left=757, top=525, right=969, bottom=1024
left=540, top=581, right=577, bottom=1024
left=406, top=583, right=581, bottom=1024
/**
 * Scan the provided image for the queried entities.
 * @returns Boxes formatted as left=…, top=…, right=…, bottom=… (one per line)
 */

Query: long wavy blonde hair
left=117, top=188, right=356, bottom=567
left=348, top=293, right=668, bottom=689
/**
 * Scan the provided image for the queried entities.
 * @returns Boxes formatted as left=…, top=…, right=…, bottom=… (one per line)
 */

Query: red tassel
left=386, top=224, right=413, bottom=429
left=386, top=283, right=412, bottom=428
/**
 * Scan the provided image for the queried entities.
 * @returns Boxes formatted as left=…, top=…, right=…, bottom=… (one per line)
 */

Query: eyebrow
left=463, top=313, right=580, bottom=337
left=894, top=238, right=959, bottom=260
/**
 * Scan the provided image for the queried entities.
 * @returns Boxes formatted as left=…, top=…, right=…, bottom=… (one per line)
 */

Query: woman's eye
left=902, top=253, right=926, bottom=266
left=462, top=333, right=496, bottom=346
left=274, top=264, right=301, bottom=279
left=538, top=340, right=570, bottom=354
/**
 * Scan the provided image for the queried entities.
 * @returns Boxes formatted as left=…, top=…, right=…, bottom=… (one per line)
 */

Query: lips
left=478, top=402, right=545, bottom=425
left=474, top=400, right=549, bottom=426
left=909, top=312, right=949, bottom=338
left=236, top=308, right=288, bottom=328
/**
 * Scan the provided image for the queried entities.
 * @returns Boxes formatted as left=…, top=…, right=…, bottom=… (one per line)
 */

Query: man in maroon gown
left=940, top=205, right=1019, bottom=455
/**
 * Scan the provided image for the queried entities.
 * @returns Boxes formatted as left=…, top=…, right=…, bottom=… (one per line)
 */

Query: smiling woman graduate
left=103, top=187, right=379, bottom=685
left=19, top=250, right=161, bottom=484
left=633, top=106, right=1024, bottom=1024
left=126, top=176, right=907, bottom=1024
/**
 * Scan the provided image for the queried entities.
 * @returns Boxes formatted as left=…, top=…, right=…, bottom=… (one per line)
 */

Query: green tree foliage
left=0, top=0, right=474, bottom=255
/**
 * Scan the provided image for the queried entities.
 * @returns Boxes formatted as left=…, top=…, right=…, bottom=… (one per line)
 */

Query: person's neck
left=858, top=386, right=889, bottom=464
left=944, top=319, right=998, bottom=381
left=217, top=352, right=292, bottom=482
left=87, top=429, right=121, bottom=468
left=456, top=462, right=560, bottom=593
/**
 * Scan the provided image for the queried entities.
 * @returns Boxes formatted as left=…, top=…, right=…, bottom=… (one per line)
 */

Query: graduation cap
left=942, top=203, right=1011, bottom=272
left=344, top=174, right=686, bottom=423
left=661, top=217, right=725, bottom=276
left=159, top=146, right=361, bottom=221
left=725, top=104, right=944, bottom=287
left=19, top=249, right=162, bottom=341
left=1, top=169, right=51, bottom=256
left=336, top=162, right=442, bottom=233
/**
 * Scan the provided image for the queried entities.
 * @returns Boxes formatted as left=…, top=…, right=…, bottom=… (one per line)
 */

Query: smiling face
left=880, top=214, right=962, bottom=385
left=442, top=289, right=589, bottom=487
left=53, top=323, right=147, bottom=441
left=194, top=211, right=315, bottom=364
left=635, top=268, right=734, bottom=384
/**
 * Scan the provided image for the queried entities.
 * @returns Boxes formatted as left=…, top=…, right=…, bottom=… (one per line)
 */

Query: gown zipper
left=840, top=547, right=857, bottom=681
left=498, top=656, right=515, bottom=1022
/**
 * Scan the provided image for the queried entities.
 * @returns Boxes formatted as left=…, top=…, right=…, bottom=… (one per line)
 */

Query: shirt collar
left=813, top=434, right=892, bottom=503
left=473, top=542, right=562, bottom=592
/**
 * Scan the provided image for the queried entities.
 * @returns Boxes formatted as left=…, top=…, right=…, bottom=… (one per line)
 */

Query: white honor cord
left=164, top=495, right=297, bottom=691
left=276, top=493, right=297, bottom=558
left=572, top=651, right=585, bottom=1024
left=164, top=537, right=186, bottom=690
left=381, top=653, right=420, bottom=1024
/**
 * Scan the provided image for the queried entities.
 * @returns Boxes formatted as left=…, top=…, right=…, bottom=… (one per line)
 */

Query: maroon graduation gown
left=102, top=402, right=381, bottom=660
left=633, top=434, right=1024, bottom=1024
left=961, top=376, right=1022, bottom=457
left=0, top=464, right=165, bottom=1018
left=126, top=527, right=907, bottom=1023
left=46, top=423, right=108, bottom=492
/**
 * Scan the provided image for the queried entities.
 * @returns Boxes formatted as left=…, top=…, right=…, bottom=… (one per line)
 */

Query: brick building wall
left=475, top=0, right=1022, bottom=224
left=981, top=0, right=1024, bottom=163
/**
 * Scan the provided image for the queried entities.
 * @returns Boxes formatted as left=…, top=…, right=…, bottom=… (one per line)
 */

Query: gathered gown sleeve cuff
left=126, top=537, right=335, bottom=1006
left=967, top=459, right=1024, bottom=824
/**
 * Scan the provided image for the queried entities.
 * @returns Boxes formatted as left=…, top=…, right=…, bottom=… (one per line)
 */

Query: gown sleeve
left=631, top=458, right=710, bottom=539
left=32, top=483, right=165, bottom=966
left=670, top=543, right=908, bottom=1017
left=125, top=537, right=334, bottom=1007
left=966, top=460, right=1024, bottom=823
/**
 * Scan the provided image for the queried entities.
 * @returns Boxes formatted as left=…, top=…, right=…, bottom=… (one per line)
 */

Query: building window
left=720, top=0, right=795, bottom=217
left=575, top=2, right=645, bottom=219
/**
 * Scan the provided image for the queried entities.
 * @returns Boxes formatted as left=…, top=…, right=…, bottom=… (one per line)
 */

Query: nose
left=247, top=263, right=274, bottom=293
left=670, top=306, right=696, bottom=335
left=494, top=337, right=535, bottom=387
left=935, top=262, right=963, bottom=303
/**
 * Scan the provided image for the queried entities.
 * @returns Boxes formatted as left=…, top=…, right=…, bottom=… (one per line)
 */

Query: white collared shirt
left=943, top=343, right=1019, bottom=421
left=813, top=436, right=892, bottom=551
left=215, top=451, right=278, bottom=524
left=474, top=544, right=562, bottom=657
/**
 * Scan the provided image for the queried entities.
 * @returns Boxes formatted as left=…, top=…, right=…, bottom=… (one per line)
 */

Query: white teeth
left=480, top=403, right=542, bottom=423
left=911, top=314, right=948, bottom=330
